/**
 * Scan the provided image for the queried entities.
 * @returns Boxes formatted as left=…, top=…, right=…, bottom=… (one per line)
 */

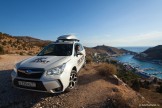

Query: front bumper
left=12, top=76, right=63, bottom=93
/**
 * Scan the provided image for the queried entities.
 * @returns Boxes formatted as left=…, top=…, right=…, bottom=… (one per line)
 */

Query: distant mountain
left=85, top=45, right=136, bottom=56
left=93, top=45, right=124, bottom=55
left=119, top=48, right=137, bottom=55
left=134, top=45, right=162, bottom=60
left=0, top=32, right=52, bottom=55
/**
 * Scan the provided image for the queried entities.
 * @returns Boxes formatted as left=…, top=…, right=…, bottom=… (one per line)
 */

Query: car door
left=78, top=43, right=85, bottom=67
left=74, top=43, right=85, bottom=71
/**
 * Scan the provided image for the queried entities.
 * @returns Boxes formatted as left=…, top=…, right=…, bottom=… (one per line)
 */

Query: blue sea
left=116, top=47, right=162, bottom=79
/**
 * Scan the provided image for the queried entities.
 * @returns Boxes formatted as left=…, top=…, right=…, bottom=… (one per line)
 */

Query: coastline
left=115, top=54, right=162, bottom=80
left=133, top=56, right=162, bottom=66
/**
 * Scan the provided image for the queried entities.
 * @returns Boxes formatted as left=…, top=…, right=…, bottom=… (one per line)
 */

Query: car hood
left=18, top=56, right=71, bottom=70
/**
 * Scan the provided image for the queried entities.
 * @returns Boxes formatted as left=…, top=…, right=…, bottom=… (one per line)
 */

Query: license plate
left=18, top=81, right=36, bottom=87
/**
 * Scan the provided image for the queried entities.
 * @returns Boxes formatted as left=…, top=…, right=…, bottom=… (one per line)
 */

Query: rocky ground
left=0, top=55, right=147, bottom=108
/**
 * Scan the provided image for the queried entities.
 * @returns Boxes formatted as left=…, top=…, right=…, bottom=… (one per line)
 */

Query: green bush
left=156, top=84, right=162, bottom=93
left=153, top=77, right=158, bottom=84
left=97, top=63, right=117, bottom=77
left=116, top=64, right=139, bottom=85
left=140, top=80, right=150, bottom=89
left=131, top=79, right=140, bottom=92
left=110, top=59, right=118, bottom=64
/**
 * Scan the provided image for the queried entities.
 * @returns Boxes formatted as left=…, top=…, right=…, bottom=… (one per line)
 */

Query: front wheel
left=66, top=70, right=78, bottom=92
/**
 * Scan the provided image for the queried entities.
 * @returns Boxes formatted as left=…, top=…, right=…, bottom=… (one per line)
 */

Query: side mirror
left=77, top=51, right=83, bottom=55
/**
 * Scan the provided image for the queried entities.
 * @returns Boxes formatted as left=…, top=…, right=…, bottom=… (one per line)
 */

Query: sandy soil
left=0, top=55, right=31, bottom=70
left=0, top=55, right=147, bottom=108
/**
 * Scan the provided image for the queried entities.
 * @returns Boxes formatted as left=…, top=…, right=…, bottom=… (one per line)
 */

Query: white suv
left=11, top=35, right=86, bottom=93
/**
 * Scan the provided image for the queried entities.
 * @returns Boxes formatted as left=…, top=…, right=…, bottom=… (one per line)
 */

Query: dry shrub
left=87, top=94, right=131, bottom=108
left=0, top=46, right=4, bottom=54
left=103, top=94, right=131, bottom=108
left=96, top=63, right=117, bottom=77
left=19, top=52, right=23, bottom=55
left=86, top=56, right=93, bottom=64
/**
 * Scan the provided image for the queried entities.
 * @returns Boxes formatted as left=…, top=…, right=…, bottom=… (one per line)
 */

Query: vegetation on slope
left=96, top=63, right=117, bottom=77
left=0, top=46, right=4, bottom=54
left=0, top=32, right=52, bottom=55
left=85, top=45, right=137, bottom=58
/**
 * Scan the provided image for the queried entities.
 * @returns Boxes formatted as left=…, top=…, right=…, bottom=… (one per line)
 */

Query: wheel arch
left=72, top=66, right=77, bottom=72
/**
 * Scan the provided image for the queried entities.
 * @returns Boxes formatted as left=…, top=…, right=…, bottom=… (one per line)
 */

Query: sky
left=0, top=0, right=162, bottom=47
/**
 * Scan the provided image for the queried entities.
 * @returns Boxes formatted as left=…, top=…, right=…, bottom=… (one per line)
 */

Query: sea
left=115, top=47, right=162, bottom=79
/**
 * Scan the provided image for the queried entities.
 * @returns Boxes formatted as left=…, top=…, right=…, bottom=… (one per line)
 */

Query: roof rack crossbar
left=57, top=39, right=79, bottom=42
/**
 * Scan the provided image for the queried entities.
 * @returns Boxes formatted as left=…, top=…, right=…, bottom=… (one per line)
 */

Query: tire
left=66, top=70, right=78, bottom=92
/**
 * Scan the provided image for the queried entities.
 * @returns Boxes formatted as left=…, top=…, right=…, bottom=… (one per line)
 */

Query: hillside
left=15, top=36, right=52, bottom=47
left=85, top=46, right=107, bottom=56
left=143, top=45, right=162, bottom=60
left=93, top=45, right=124, bottom=55
left=0, top=32, right=52, bottom=55
left=134, top=45, right=162, bottom=61
left=85, top=45, right=136, bottom=56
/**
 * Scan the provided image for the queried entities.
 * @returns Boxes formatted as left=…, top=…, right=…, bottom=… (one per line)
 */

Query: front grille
left=14, top=78, right=47, bottom=91
left=17, top=68, right=44, bottom=79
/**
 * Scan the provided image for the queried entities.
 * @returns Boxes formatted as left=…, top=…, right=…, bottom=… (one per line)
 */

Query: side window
left=75, top=43, right=83, bottom=51
left=79, top=44, right=83, bottom=51
left=74, top=43, right=83, bottom=56
left=74, top=44, right=79, bottom=56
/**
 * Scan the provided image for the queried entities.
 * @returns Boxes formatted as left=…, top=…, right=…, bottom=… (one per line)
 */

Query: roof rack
left=57, top=35, right=80, bottom=42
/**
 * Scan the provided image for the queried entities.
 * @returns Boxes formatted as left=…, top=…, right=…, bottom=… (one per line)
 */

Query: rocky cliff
left=134, top=45, right=162, bottom=61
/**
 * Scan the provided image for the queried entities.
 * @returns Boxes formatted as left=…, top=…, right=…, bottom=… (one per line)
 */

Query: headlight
left=46, top=63, right=66, bottom=76
left=13, top=62, right=20, bottom=73
left=13, top=64, right=18, bottom=72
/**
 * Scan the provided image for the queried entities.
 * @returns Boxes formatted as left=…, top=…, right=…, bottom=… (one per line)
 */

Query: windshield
left=38, top=44, right=73, bottom=56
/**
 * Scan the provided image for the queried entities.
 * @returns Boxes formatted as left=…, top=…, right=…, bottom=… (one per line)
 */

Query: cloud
left=83, top=31, right=162, bottom=47
left=111, top=31, right=162, bottom=46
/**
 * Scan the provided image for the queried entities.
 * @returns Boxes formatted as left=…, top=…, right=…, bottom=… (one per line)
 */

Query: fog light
left=53, top=87, right=62, bottom=92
